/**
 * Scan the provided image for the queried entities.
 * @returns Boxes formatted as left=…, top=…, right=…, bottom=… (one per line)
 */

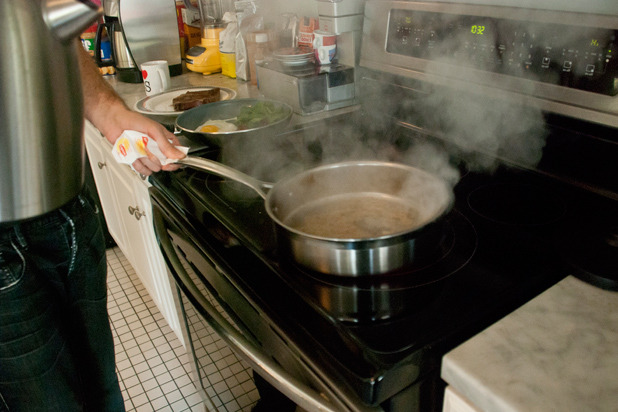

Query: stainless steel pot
left=179, top=157, right=454, bottom=276
left=0, top=0, right=101, bottom=222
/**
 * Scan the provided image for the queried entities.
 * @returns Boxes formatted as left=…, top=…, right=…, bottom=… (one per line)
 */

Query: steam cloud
left=220, top=16, right=590, bottom=187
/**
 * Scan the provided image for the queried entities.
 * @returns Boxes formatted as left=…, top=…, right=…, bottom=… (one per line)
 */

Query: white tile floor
left=106, top=247, right=206, bottom=412
left=106, top=246, right=310, bottom=412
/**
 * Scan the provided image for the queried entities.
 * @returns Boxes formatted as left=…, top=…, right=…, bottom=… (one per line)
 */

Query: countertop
left=441, top=275, right=618, bottom=411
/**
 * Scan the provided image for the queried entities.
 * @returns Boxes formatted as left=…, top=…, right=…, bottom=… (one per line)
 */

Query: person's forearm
left=76, top=41, right=126, bottom=129
left=76, top=41, right=185, bottom=174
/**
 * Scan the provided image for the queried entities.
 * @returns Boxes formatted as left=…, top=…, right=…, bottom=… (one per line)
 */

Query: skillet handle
left=178, top=156, right=272, bottom=199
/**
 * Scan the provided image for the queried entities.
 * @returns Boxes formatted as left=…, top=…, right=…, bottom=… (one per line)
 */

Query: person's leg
left=61, top=191, right=124, bottom=411
left=0, top=190, right=123, bottom=411
left=0, top=210, right=84, bottom=410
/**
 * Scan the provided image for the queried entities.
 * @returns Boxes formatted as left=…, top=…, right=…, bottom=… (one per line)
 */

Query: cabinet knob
left=97, top=161, right=107, bottom=169
left=128, top=206, right=145, bottom=220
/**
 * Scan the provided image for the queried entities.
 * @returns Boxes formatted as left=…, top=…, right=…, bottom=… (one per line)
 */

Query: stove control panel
left=386, top=9, right=618, bottom=96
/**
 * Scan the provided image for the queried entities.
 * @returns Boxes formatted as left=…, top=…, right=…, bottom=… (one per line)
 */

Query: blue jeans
left=0, top=188, right=124, bottom=411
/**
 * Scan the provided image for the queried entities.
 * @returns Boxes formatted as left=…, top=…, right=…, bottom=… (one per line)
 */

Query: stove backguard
left=360, top=1, right=618, bottom=128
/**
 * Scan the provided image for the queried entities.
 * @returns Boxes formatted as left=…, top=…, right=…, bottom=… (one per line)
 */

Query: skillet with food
left=175, top=98, right=293, bottom=146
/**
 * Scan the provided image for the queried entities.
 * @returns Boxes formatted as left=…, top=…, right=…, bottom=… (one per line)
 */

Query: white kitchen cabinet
left=84, top=121, right=183, bottom=346
left=85, top=125, right=129, bottom=254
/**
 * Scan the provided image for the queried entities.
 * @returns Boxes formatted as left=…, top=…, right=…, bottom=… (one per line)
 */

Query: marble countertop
left=441, top=275, right=618, bottom=411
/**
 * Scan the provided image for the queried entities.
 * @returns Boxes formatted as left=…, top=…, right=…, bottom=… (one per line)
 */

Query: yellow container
left=220, top=52, right=236, bottom=78
left=186, top=36, right=222, bottom=74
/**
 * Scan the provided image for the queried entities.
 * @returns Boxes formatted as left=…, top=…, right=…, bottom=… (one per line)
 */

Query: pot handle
left=178, top=155, right=272, bottom=199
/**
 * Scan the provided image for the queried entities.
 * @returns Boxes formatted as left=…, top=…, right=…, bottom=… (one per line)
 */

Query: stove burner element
left=467, top=183, right=566, bottom=226
left=204, top=174, right=260, bottom=207
left=282, top=211, right=478, bottom=322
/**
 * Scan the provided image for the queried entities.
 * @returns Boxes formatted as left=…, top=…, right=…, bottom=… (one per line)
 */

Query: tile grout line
left=106, top=247, right=205, bottom=412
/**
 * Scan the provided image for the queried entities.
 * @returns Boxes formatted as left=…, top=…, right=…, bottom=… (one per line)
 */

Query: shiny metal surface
left=361, top=0, right=618, bottom=127
left=102, top=0, right=119, bottom=17
left=0, top=0, right=100, bottom=223
left=119, top=0, right=182, bottom=69
left=178, top=156, right=273, bottom=199
left=267, top=161, right=454, bottom=276
left=110, top=21, right=137, bottom=69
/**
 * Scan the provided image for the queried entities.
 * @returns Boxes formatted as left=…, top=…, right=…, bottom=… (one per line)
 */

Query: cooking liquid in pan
left=283, top=193, right=419, bottom=239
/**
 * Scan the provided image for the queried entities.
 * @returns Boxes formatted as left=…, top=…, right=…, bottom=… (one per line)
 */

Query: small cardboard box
left=181, top=8, right=202, bottom=48
left=184, top=24, right=202, bottom=48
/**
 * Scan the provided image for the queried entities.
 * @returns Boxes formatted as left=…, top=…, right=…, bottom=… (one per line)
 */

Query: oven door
left=150, top=186, right=355, bottom=412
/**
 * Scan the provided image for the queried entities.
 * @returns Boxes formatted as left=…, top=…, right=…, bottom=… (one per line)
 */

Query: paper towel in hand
left=112, top=130, right=188, bottom=166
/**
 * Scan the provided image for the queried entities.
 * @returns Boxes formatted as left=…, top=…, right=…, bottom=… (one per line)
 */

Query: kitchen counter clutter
left=106, top=70, right=359, bottom=129
left=441, top=276, right=618, bottom=412
left=106, top=72, right=254, bottom=128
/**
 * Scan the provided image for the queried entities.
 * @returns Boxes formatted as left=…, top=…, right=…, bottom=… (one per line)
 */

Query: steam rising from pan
left=219, top=8, right=575, bottom=189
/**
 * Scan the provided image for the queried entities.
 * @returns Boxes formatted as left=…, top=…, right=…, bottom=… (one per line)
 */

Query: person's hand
left=98, top=104, right=186, bottom=176
left=77, top=45, right=185, bottom=176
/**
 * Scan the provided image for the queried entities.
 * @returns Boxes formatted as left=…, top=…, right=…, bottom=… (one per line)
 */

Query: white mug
left=141, top=60, right=170, bottom=96
left=312, top=30, right=337, bottom=65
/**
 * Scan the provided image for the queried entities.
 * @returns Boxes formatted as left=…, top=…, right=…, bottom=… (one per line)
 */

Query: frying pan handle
left=178, top=156, right=272, bottom=199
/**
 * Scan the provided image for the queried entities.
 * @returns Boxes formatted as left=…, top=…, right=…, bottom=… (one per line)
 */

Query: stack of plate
left=273, top=47, right=315, bottom=66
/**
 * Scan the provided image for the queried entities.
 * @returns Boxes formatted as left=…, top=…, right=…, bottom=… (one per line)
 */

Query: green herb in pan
left=234, top=102, right=288, bottom=130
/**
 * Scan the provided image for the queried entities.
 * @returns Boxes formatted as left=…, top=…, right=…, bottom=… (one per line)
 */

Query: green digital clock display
left=470, top=25, right=486, bottom=35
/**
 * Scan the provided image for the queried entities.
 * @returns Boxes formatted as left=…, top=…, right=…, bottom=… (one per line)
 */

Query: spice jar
left=247, top=30, right=273, bottom=85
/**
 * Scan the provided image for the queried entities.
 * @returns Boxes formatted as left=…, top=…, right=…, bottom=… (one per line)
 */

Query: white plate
left=273, top=47, right=314, bottom=66
left=275, top=56, right=314, bottom=66
left=134, top=87, right=237, bottom=116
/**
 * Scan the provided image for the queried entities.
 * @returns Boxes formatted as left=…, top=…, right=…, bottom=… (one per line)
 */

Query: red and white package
left=298, top=16, right=319, bottom=49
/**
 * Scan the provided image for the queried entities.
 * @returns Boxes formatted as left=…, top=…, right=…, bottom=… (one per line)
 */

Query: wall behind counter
left=260, top=0, right=320, bottom=22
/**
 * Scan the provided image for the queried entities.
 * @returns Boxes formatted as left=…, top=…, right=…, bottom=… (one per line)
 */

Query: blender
left=184, top=0, right=235, bottom=74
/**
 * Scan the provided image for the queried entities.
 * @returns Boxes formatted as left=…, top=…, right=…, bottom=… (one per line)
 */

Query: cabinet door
left=107, top=159, right=158, bottom=300
left=112, top=162, right=182, bottom=341
left=84, top=123, right=129, bottom=252
left=130, top=179, right=182, bottom=339
left=84, top=122, right=182, bottom=344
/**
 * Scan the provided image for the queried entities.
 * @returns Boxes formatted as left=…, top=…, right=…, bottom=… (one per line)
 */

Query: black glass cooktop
left=150, top=112, right=617, bottom=407
left=150, top=156, right=592, bottom=405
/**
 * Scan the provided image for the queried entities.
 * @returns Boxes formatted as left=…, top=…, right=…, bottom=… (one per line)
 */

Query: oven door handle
left=152, top=207, right=344, bottom=412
